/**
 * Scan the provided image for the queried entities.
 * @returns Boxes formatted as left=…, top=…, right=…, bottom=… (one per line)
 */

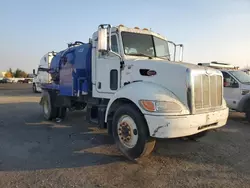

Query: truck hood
left=122, top=59, right=222, bottom=107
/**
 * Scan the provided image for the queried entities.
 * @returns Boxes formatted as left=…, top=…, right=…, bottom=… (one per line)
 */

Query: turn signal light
left=140, top=100, right=156, bottom=112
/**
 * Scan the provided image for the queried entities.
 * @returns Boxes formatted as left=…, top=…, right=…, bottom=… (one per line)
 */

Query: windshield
left=121, top=32, right=170, bottom=59
left=229, top=71, right=250, bottom=84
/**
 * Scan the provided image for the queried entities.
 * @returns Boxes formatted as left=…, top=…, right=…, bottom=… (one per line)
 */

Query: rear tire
left=41, top=91, right=58, bottom=120
left=112, top=104, right=156, bottom=160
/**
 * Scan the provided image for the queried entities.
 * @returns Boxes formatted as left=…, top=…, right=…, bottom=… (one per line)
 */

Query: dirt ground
left=0, top=83, right=250, bottom=188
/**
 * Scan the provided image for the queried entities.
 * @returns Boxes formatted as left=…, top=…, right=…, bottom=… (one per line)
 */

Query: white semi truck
left=32, top=52, right=55, bottom=93
left=39, top=24, right=229, bottom=160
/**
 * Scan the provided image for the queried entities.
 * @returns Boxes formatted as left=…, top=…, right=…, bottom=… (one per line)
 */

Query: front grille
left=193, top=74, right=222, bottom=112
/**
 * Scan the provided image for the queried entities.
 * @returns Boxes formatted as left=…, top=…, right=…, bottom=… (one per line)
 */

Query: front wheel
left=245, top=111, right=250, bottom=123
left=32, top=84, right=38, bottom=93
left=112, top=104, right=156, bottom=160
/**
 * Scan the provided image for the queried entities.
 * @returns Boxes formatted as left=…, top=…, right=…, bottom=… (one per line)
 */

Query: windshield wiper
left=127, top=53, right=153, bottom=59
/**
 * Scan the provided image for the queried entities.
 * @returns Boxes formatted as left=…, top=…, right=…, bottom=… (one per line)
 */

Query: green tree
left=13, top=69, right=28, bottom=78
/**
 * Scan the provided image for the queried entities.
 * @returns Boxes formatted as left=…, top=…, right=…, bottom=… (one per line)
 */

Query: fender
left=105, top=81, right=189, bottom=122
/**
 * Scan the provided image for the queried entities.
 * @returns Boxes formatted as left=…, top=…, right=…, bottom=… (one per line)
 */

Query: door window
left=98, top=35, right=119, bottom=57
left=106, top=35, right=119, bottom=53
left=222, top=71, right=238, bottom=88
left=111, top=35, right=119, bottom=53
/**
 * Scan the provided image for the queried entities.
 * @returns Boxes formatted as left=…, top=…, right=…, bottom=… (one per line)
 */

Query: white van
left=32, top=52, right=55, bottom=93
left=198, top=62, right=250, bottom=122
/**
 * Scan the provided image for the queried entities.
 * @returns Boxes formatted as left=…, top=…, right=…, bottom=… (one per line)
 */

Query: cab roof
left=92, top=24, right=167, bottom=41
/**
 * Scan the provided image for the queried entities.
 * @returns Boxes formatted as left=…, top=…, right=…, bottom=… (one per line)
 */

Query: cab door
left=222, top=71, right=241, bottom=109
left=95, top=34, right=121, bottom=94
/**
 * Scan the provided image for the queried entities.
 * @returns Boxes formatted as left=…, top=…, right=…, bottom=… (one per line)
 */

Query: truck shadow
left=0, top=102, right=129, bottom=172
left=228, top=111, right=250, bottom=125
left=0, top=102, right=250, bottom=174
left=152, top=126, right=250, bottom=176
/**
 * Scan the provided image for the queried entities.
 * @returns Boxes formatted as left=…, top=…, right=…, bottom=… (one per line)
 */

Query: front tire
left=246, top=111, right=250, bottom=123
left=112, top=104, right=156, bottom=160
left=32, top=84, right=38, bottom=93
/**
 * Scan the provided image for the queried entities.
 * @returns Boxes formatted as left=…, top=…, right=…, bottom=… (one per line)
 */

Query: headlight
left=139, top=100, right=182, bottom=113
left=241, top=89, right=250, bottom=95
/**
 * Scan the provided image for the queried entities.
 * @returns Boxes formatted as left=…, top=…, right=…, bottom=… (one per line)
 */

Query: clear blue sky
left=0, top=0, right=250, bottom=73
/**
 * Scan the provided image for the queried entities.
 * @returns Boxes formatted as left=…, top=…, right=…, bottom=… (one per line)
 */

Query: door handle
left=98, top=82, right=101, bottom=89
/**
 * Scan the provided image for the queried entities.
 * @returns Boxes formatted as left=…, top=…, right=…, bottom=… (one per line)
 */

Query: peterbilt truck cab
left=40, top=24, right=229, bottom=160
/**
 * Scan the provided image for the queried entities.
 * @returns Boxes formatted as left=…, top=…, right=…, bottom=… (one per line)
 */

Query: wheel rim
left=117, top=115, right=138, bottom=148
left=43, top=100, right=49, bottom=115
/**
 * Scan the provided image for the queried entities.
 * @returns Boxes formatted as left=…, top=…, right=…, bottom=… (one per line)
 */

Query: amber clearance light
left=140, top=100, right=156, bottom=112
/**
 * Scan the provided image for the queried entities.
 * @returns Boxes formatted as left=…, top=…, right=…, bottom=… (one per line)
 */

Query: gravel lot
left=0, top=84, right=250, bottom=188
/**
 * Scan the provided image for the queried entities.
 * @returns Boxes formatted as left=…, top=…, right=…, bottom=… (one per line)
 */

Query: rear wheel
left=42, top=91, right=57, bottom=120
left=112, top=104, right=156, bottom=160
left=41, top=91, right=68, bottom=121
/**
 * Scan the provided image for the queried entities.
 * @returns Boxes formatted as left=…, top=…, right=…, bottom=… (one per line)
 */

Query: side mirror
left=33, top=69, right=36, bottom=76
left=231, top=82, right=239, bottom=88
left=97, top=24, right=111, bottom=52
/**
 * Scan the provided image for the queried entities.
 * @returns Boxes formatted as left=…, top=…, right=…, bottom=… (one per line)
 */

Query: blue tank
left=48, top=42, right=92, bottom=96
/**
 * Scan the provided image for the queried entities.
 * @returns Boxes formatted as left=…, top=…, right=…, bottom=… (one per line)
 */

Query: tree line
left=4, top=68, right=28, bottom=78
